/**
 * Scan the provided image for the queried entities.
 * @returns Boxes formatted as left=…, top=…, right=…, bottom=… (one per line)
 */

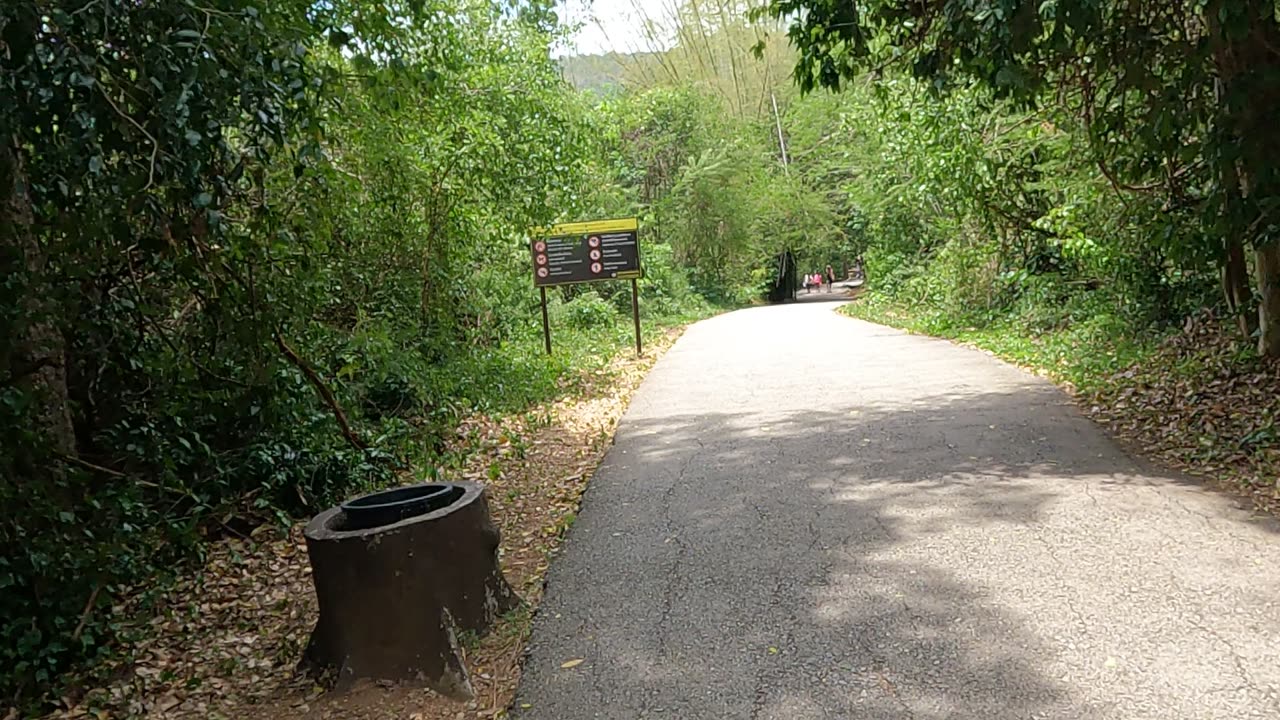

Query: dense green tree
left=763, top=0, right=1280, bottom=356
left=0, top=0, right=594, bottom=703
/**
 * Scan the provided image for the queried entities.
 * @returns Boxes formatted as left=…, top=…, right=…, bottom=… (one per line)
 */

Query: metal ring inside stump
left=302, top=481, right=521, bottom=698
left=339, top=483, right=465, bottom=530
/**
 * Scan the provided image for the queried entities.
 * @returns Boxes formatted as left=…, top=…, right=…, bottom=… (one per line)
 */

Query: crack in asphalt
left=514, top=302, right=1280, bottom=720
left=1027, top=522, right=1092, bottom=634
left=656, top=444, right=698, bottom=659
left=1157, top=483, right=1272, bottom=556
left=1188, top=614, right=1267, bottom=703
left=748, top=574, right=791, bottom=720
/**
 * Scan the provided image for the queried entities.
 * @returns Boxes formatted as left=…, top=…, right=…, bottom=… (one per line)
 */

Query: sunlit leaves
left=0, top=0, right=602, bottom=708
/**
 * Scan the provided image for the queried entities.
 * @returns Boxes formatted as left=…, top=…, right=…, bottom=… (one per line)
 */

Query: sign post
left=631, top=277, right=642, bottom=355
left=531, top=218, right=643, bottom=356
left=539, top=286, right=552, bottom=355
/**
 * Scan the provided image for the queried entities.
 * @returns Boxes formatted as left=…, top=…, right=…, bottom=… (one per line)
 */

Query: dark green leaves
left=0, top=0, right=611, bottom=708
left=328, top=29, right=351, bottom=49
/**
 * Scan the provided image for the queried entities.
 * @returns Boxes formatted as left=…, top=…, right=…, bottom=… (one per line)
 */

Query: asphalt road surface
left=514, top=302, right=1280, bottom=720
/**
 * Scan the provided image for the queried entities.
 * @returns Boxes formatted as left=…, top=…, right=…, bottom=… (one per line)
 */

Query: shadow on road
left=520, top=381, right=1279, bottom=718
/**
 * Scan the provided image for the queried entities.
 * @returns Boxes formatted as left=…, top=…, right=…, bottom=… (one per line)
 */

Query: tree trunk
left=1219, top=160, right=1255, bottom=340
left=303, top=482, right=521, bottom=698
left=0, top=139, right=76, bottom=464
left=1222, top=238, right=1253, bottom=338
left=1208, top=0, right=1280, bottom=356
left=1257, top=242, right=1280, bottom=357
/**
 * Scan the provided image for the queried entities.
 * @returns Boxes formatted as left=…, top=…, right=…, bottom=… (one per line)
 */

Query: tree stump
left=302, top=481, right=520, bottom=698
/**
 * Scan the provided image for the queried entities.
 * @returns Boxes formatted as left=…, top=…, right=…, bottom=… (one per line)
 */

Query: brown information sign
left=531, top=218, right=641, bottom=287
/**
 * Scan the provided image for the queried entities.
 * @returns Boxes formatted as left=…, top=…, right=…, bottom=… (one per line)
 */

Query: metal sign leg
left=540, top=286, right=552, bottom=355
left=631, top=277, right=642, bottom=356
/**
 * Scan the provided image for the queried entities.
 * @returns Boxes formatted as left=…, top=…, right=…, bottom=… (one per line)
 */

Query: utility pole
left=770, top=92, right=790, bottom=175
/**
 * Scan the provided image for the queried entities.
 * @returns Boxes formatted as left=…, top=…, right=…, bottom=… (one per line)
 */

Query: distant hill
left=558, top=52, right=661, bottom=94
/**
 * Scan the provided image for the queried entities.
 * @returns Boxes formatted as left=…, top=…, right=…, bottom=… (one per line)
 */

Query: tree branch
left=54, top=451, right=125, bottom=478
left=273, top=331, right=368, bottom=451
left=71, top=584, right=102, bottom=641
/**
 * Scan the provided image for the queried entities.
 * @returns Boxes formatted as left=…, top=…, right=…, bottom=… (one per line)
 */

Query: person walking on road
left=824, top=265, right=835, bottom=293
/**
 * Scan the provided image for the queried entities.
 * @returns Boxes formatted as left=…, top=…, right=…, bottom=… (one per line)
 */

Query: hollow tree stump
left=302, top=481, right=520, bottom=698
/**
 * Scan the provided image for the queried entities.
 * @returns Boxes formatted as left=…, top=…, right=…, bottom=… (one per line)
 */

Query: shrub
left=559, top=292, right=619, bottom=329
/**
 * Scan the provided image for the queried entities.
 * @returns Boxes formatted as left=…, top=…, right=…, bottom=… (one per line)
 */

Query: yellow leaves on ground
left=38, top=326, right=689, bottom=720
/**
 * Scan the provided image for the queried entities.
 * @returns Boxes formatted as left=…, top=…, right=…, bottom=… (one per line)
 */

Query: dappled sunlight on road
left=515, top=303, right=1280, bottom=720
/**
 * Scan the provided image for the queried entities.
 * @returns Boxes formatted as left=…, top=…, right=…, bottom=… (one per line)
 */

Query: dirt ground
left=41, top=328, right=685, bottom=720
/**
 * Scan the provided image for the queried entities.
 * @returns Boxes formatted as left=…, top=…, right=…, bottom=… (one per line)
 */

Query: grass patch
left=432, top=303, right=723, bottom=415
left=842, top=291, right=1161, bottom=392
left=843, top=290, right=1280, bottom=512
left=43, top=315, right=698, bottom=720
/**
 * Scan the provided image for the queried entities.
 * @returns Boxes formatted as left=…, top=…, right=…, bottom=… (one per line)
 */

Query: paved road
left=514, top=302, right=1280, bottom=719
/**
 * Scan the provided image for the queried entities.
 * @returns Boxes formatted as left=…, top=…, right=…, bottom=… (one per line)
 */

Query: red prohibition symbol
left=536, top=253, right=547, bottom=266
left=590, top=262, right=603, bottom=274
left=587, top=235, right=601, bottom=248
left=537, top=267, right=549, bottom=278
left=534, top=240, right=547, bottom=252
left=589, top=249, right=602, bottom=260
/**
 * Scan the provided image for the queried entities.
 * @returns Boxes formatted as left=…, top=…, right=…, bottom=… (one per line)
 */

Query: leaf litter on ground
left=39, top=327, right=688, bottom=720
left=847, top=300, right=1278, bottom=517
left=1083, top=311, right=1280, bottom=515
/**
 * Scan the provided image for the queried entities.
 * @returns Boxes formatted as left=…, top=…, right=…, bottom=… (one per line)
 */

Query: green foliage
left=558, top=292, right=620, bottom=330
left=0, top=0, right=711, bottom=708
left=665, top=143, right=760, bottom=293
left=847, top=292, right=1159, bottom=392
left=775, top=62, right=1226, bottom=402
left=636, top=242, right=697, bottom=316
left=766, top=0, right=1280, bottom=356
left=588, top=83, right=847, bottom=305
left=783, top=73, right=1221, bottom=340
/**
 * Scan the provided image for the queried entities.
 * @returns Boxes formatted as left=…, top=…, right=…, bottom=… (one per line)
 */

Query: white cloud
left=555, top=0, right=678, bottom=57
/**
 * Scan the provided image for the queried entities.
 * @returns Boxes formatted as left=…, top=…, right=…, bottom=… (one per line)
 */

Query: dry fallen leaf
left=558, top=659, right=584, bottom=669
left=1085, top=310, right=1279, bottom=515
left=37, top=327, right=690, bottom=720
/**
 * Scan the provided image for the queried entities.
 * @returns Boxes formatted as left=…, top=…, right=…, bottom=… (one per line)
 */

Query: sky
left=555, top=0, right=678, bottom=57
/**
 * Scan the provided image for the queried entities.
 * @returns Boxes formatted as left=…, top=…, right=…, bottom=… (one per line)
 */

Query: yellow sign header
left=538, top=217, right=638, bottom=236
